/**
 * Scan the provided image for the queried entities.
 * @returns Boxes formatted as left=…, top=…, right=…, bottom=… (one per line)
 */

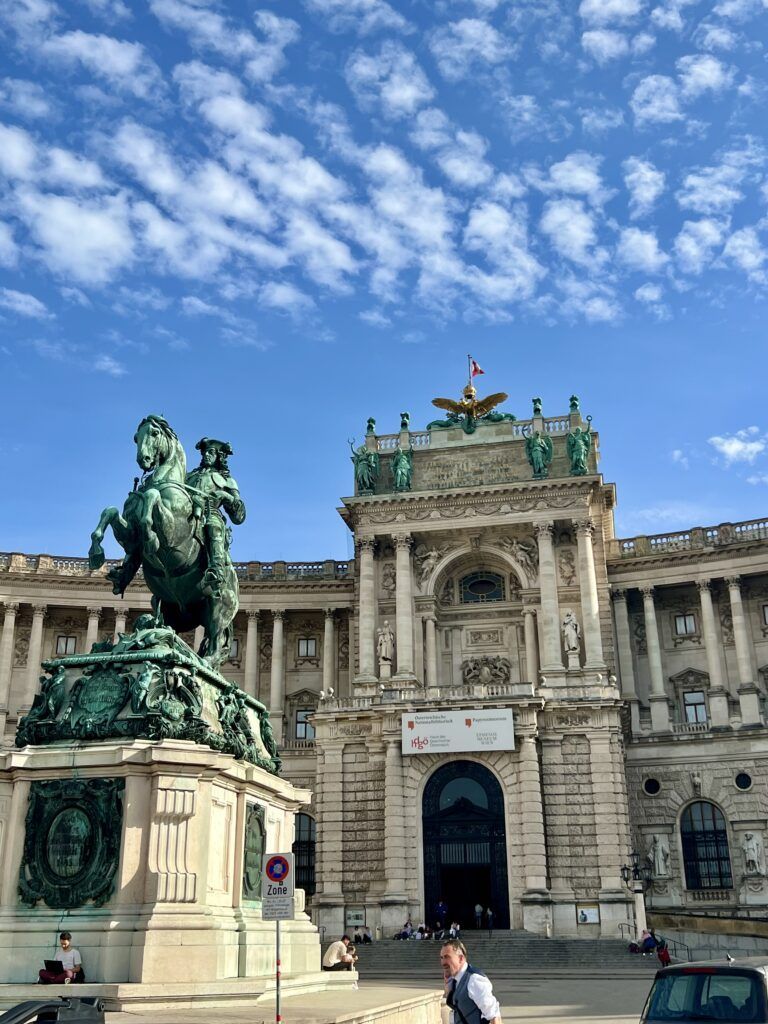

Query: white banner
left=401, top=709, right=515, bottom=755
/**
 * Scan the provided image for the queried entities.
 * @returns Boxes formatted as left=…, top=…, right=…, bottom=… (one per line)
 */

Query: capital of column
left=357, top=537, right=376, bottom=554
left=522, top=605, right=537, bottom=618
left=392, top=533, right=413, bottom=551
left=726, top=576, right=741, bottom=591
left=87, top=606, right=102, bottom=618
left=246, top=609, right=261, bottom=622
left=640, top=585, right=655, bottom=600
left=31, top=603, right=47, bottom=617
left=696, top=579, right=712, bottom=594
left=610, top=587, right=627, bottom=603
left=324, top=607, right=337, bottom=621
left=272, top=609, right=286, bottom=621
left=534, top=521, right=555, bottom=540
left=3, top=602, right=20, bottom=614
left=423, top=613, right=436, bottom=624
left=573, top=518, right=595, bottom=538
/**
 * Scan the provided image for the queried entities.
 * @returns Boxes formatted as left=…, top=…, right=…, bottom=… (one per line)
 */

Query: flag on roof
left=469, top=358, right=484, bottom=378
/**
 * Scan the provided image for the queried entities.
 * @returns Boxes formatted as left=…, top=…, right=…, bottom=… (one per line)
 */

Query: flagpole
left=467, top=353, right=472, bottom=389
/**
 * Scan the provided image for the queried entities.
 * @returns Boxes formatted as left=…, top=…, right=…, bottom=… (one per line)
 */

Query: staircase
left=352, top=930, right=662, bottom=979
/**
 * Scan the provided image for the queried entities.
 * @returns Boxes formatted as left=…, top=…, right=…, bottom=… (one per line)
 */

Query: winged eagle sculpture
left=427, top=384, right=516, bottom=435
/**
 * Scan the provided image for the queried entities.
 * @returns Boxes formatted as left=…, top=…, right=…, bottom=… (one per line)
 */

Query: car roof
left=660, top=958, right=768, bottom=974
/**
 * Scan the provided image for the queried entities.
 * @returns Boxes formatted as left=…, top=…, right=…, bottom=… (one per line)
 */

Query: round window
left=643, top=778, right=661, bottom=796
left=735, top=772, right=753, bottom=791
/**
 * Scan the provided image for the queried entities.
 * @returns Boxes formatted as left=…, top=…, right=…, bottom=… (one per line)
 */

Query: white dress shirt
left=449, top=963, right=501, bottom=1023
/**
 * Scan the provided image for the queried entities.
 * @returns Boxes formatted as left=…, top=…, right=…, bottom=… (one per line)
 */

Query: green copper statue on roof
left=88, top=416, right=245, bottom=668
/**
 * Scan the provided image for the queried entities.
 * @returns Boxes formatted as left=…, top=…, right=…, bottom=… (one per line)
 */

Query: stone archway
left=422, top=760, right=510, bottom=930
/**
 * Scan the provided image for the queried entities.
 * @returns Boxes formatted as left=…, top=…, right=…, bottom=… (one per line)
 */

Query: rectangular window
left=674, top=613, right=697, bottom=636
left=295, top=709, right=315, bottom=741
left=763, top=603, right=768, bottom=626
left=56, top=635, right=77, bottom=655
left=297, top=638, right=316, bottom=658
left=229, top=638, right=239, bottom=660
left=684, top=690, right=707, bottom=724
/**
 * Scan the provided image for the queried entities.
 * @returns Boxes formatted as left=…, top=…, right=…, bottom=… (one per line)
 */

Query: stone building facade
left=1, top=394, right=767, bottom=939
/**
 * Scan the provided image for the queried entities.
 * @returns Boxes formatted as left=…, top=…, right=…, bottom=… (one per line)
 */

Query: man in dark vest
left=440, top=938, right=502, bottom=1024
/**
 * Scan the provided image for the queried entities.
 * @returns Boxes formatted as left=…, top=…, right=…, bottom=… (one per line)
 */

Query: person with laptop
left=38, top=931, right=83, bottom=984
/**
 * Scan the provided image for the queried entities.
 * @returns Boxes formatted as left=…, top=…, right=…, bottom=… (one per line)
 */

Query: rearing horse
left=88, top=415, right=238, bottom=667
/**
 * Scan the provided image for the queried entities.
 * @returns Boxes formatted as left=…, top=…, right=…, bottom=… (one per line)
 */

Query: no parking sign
left=262, top=852, right=295, bottom=921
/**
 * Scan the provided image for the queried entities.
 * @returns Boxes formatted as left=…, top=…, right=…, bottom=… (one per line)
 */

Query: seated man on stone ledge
left=38, top=931, right=84, bottom=984
left=321, top=935, right=354, bottom=971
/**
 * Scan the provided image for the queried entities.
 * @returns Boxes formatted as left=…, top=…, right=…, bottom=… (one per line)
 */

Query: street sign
left=261, top=852, right=295, bottom=921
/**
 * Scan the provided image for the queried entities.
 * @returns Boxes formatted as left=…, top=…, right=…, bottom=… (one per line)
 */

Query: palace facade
left=2, top=394, right=768, bottom=939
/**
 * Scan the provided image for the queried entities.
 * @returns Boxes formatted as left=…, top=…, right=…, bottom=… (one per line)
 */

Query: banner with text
left=401, top=709, right=515, bottom=755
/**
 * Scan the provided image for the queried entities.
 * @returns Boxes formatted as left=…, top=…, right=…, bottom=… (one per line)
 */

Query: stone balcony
left=608, top=517, right=768, bottom=561
left=320, top=681, right=537, bottom=713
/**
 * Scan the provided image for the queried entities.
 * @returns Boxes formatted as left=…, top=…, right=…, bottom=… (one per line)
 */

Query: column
left=84, top=606, right=102, bottom=653
left=243, top=610, right=260, bottom=699
left=114, top=609, right=128, bottom=642
left=356, top=538, right=376, bottom=682
left=0, top=602, right=19, bottom=710
left=347, top=611, right=356, bottom=696
left=315, top=741, right=345, bottom=936
left=589, top=732, right=626, bottom=893
left=727, top=577, right=762, bottom=726
left=22, top=604, right=47, bottom=710
left=414, top=616, right=425, bottom=685
left=534, top=522, right=563, bottom=674
left=611, top=589, right=641, bottom=735
left=382, top=737, right=407, bottom=928
left=697, top=581, right=730, bottom=728
left=574, top=520, right=605, bottom=669
left=641, top=587, right=671, bottom=733
left=425, top=615, right=438, bottom=687
left=522, top=606, right=538, bottom=685
left=393, top=534, right=415, bottom=681
left=518, top=733, right=548, bottom=894
left=269, top=611, right=285, bottom=737
left=322, top=608, right=336, bottom=694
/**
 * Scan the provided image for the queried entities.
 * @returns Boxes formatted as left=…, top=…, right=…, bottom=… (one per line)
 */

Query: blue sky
left=1, top=0, right=767, bottom=562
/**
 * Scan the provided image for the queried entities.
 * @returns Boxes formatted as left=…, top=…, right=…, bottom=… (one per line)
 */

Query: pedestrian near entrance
left=474, top=903, right=483, bottom=929
left=321, top=935, right=355, bottom=971
left=440, top=938, right=502, bottom=1024
left=486, top=908, right=494, bottom=934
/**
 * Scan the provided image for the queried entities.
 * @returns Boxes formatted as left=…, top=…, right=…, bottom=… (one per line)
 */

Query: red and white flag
left=470, top=358, right=485, bottom=378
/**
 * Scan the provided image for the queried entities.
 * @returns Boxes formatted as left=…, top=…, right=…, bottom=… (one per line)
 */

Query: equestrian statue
left=88, top=415, right=246, bottom=667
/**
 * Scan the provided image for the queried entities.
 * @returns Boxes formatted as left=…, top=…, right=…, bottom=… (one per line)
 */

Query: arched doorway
left=423, top=760, right=510, bottom=929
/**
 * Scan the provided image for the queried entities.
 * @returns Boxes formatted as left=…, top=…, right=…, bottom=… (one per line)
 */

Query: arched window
left=293, top=812, right=316, bottom=897
left=680, top=801, right=732, bottom=890
left=459, top=571, right=505, bottom=604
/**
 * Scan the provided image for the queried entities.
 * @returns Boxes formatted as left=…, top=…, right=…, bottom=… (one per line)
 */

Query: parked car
left=640, top=958, right=768, bottom=1022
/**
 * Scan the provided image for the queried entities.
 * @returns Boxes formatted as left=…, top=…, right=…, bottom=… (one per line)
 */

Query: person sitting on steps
left=38, top=932, right=84, bottom=985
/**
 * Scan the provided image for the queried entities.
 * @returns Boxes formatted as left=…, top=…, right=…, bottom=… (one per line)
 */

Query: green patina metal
left=567, top=418, right=593, bottom=476
left=19, top=778, right=124, bottom=909
left=427, top=384, right=515, bottom=435
left=392, top=444, right=413, bottom=491
left=349, top=440, right=380, bottom=494
left=242, top=802, right=266, bottom=901
left=524, top=429, right=554, bottom=479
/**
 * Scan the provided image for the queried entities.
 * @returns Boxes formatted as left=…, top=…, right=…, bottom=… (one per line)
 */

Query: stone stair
left=352, top=930, right=662, bottom=979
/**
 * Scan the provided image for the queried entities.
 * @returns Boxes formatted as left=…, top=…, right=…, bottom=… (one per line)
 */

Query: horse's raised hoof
left=88, top=541, right=105, bottom=570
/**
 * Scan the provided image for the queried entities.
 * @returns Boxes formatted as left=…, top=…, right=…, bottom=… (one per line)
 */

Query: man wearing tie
left=440, top=939, right=502, bottom=1024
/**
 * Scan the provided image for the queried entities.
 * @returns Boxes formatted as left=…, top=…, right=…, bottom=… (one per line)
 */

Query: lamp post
left=621, top=851, right=652, bottom=937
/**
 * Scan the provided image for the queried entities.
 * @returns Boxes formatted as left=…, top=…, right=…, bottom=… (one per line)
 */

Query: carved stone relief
left=558, top=549, right=576, bottom=586
left=380, top=561, right=396, bottom=596
left=632, top=617, right=647, bottom=656
left=461, top=655, right=511, bottom=686
left=14, top=628, right=30, bottom=667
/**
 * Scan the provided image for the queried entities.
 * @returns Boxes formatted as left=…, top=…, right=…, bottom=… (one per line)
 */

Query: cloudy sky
left=0, top=0, right=767, bottom=560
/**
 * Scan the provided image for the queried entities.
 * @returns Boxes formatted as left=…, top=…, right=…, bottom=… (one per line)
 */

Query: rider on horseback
left=185, top=438, right=246, bottom=599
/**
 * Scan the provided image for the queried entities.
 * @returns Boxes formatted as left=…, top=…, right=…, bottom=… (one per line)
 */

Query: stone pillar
left=727, top=577, right=762, bottom=726
left=382, top=737, right=408, bottom=932
left=611, top=589, right=641, bottom=735
left=393, top=534, right=415, bottom=681
left=22, top=604, right=47, bottom=711
left=534, top=522, right=563, bottom=675
left=85, top=606, right=102, bottom=653
left=315, top=741, right=345, bottom=936
left=641, top=587, right=670, bottom=733
left=243, top=610, right=260, bottom=699
left=523, top=606, right=539, bottom=684
left=519, top=733, right=548, bottom=892
left=698, top=581, right=730, bottom=728
left=0, top=602, right=19, bottom=716
left=425, top=615, right=438, bottom=687
left=574, top=520, right=605, bottom=669
left=323, top=608, right=336, bottom=694
left=414, top=616, right=425, bottom=685
left=356, top=538, right=376, bottom=682
left=347, top=611, right=356, bottom=696
left=114, top=609, right=127, bottom=642
left=269, top=611, right=286, bottom=739
left=588, top=732, right=626, bottom=893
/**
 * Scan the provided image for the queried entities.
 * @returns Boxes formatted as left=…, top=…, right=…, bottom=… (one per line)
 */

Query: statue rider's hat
left=195, top=437, right=233, bottom=456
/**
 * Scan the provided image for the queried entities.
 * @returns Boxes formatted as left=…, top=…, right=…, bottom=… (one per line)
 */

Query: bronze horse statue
left=88, top=415, right=243, bottom=667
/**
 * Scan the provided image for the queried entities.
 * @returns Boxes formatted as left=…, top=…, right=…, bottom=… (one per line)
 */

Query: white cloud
left=723, top=226, right=767, bottom=283
left=429, top=19, right=514, bottom=81
left=0, top=121, right=106, bottom=190
left=41, top=31, right=163, bottom=99
left=713, top=0, right=764, bottom=19
left=677, top=54, right=735, bottom=99
left=527, top=151, right=610, bottom=206
left=303, top=0, right=410, bottom=35
left=617, top=227, right=669, bottom=272
left=345, top=42, right=434, bottom=119
left=709, top=426, right=766, bottom=465
left=94, top=353, right=127, bottom=376
left=696, top=23, right=739, bottom=50
left=259, top=280, right=315, bottom=314
left=0, top=223, right=18, bottom=267
left=555, top=274, right=622, bottom=322
left=580, top=106, right=624, bottom=134
left=670, top=447, right=690, bottom=469
left=540, top=198, right=601, bottom=265
left=673, top=218, right=727, bottom=274
left=79, top=0, right=131, bottom=19
left=463, top=201, right=545, bottom=301
left=579, top=0, right=643, bottom=25
left=636, top=282, right=663, bottom=302
left=0, top=287, right=51, bottom=318
left=623, top=157, right=665, bottom=218
left=632, top=31, right=656, bottom=54
left=359, top=308, right=391, bottom=327
left=581, top=29, right=629, bottom=63
left=411, top=112, right=494, bottom=188
left=630, top=75, right=683, bottom=125
left=15, top=188, right=135, bottom=284
left=0, top=78, right=52, bottom=119
left=675, top=142, right=764, bottom=215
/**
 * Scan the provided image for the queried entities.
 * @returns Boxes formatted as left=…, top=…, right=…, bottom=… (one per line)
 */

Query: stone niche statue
left=349, top=439, right=380, bottom=494
left=647, top=834, right=670, bottom=878
left=524, top=428, right=553, bottom=479
left=392, top=443, right=413, bottom=491
left=742, top=831, right=766, bottom=876
left=561, top=610, right=581, bottom=653
left=567, top=417, right=593, bottom=476
left=377, top=621, right=395, bottom=678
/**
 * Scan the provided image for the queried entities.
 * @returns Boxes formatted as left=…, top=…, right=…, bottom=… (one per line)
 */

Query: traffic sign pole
left=261, top=853, right=294, bottom=1024
left=276, top=919, right=281, bottom=1024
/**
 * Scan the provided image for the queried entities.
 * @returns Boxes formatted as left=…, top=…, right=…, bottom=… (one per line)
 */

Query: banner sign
left=401, top=709, right=514, bottom=755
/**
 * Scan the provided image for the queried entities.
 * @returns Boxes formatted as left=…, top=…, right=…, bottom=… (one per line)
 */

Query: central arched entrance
left=422, top=760, right=510, bottom=929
